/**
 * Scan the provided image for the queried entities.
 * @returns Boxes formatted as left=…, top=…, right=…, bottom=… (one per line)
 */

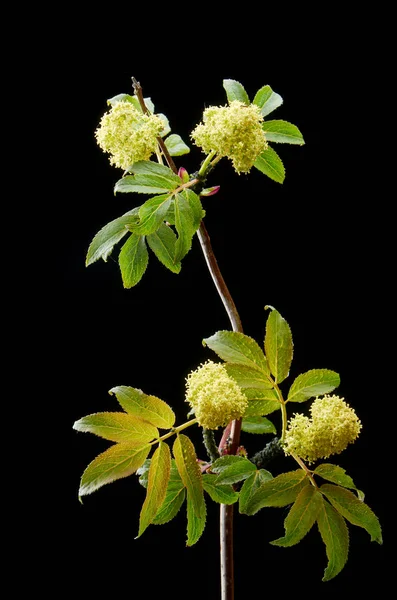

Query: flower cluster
left=191, top=101, right=267, bottom=173
left=283, top=395, right=362, bottom=463
left=95, top=101, right=163, bottom=169
left=185, top=361, right=248, bottom=429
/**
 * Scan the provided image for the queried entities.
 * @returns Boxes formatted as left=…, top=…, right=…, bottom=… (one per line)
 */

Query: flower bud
left=178, top=167, right=190, bottom=183
left=95, top=101, right=163, bottom=169
left=200, top=186, right=220, bottom=197
left=283, top=395, right=362, bottom=463
left=185, top=361, right=248, bottom=430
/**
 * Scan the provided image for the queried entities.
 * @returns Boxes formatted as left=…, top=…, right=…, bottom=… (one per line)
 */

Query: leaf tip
left=78, top=495, right=84, bottom=505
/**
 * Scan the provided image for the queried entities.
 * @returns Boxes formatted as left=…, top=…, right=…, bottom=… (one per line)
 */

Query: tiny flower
left=185, top=361, right=248, bottom=430
left=191, top=100, right=267, bottom=174
left=283, top=395, right=362, bottom=463
left=95, top=101, right=163, bottom=169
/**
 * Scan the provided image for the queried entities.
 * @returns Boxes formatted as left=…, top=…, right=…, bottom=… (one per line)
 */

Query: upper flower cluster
left=191, top=101, right=267, bottom=174
left=95, top=101, right=163, bottom=169
left=185, top=360, right=248, bottom=429
left=283, top=395, right=362, bottom=463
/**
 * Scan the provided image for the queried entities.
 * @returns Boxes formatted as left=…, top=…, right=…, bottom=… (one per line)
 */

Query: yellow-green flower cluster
left=283, top=395, right=362, bottom=463
left=191, top=101, right=267, bottom=174
left=95, top=101, right=163, bottom=169
left=185, top=361, right=248, bottom=429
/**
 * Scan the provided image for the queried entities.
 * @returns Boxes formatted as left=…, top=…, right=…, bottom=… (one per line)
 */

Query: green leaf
left=86, top=209, right=139, bottom=266
left=133, top=194, right=173, bottom=235
left=321, top=484, right=382, bottom=543
left=241, top=416, right=276, bottom=435
left=173, top=191, right=201, bottom=262
left=242, top=387, right=281, bottom=417
left=239, top=469, right=273, bottom=514
left=202, top=474, right=239, bottom=505
left=271, top=485, right=323, bottom=547
left=223, top=79, right=250, bottom=105
left=181, top=189, right=204, bottom=229
left=119, top=234, right=149, bottom=288
left=109, top=386, right=175, bottom=429
left=240, top=470, right=308, bottom=515
left=314, top=464, right=358, bottom=491
left=317, top=496, right=349, bottom=581
left=147, top=224, right=181, bottom=274
left=157, top=113, right=171, bottom=137
left=79, top=443, right=150, bottom=496
left=264, top=308, right=293, bottom=384
left=144, top=97, right=155, bottom=113
left=152, top=460, right=186, bottom=525
left=73, top=412, right=158, bottom=444
left=210, top=455, right=256, bottom=485
left=287, top=369, right=340, bottom=403
left=252, top=85, right=283, bottom=117
left=263, top=120, right=305, bottom=145
left=165, top=133, right=190, bottom=156
left=138, top=442, right=171, bottom=537
left=127, top=160, right=182, bottom=187
left=173, top=434, right=205, bottom=519
left=187, top=494, right=207, bottom=546
left=114, top=175, right=170, bottom=195
left=137, top=459, right=151, bottom=488
left=203, top=331, right=270, bottom=374
left=254, top=147, right=285, bottom=184
left=107, top=93, right=137, bottom=107
left=224, top=364, right=273, bottom=390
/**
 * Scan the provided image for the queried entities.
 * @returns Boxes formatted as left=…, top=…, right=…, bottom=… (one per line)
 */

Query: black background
left=67, top=15, right=389, bottom=598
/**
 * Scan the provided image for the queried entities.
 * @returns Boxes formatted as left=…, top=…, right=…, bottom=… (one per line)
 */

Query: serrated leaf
left=254, top=147, right=285, bottom=184
left=314, top=464, right=358, bottom=491
left=79, top=443, right=150, bottom=496
left=153, top=460, right=186, bottom=525
left=187, top=493, right=206, bottom=546
left=202, top=474, right=239, bottom=505
left=242, top=387, right=281, bottom=417
left=144, top=98, right=155, bottom=113
left=173, top=435, right=205, bottom=519
left=241, top=470, right=308, bottom=515
left=224, top=364, right=273, bottom=390
left=321, top=484, right=382, bottom=543
left=114, top=175, right=169, bottom=195
left=264, top=308, right=293, bottom=384
left=86, top=208, right=139, bottom=266
left=263, top=120, right=305, bottom=145
left=271, top=485, right=322, bottom=547
left=73, top=412, right=158, bottom=444
left=239, top=469, right=273, bottom=514
left=119, top=234, right=148, bottom=288
left=204, top=331, right=270, bottom=374
left=165, top=133, right=190, bottom=156
left=138, top=442, right=171, bottom=537
left=147, top=223, right=181, bottom=274
left=109, top=386, right=175, bottom=429
left=252, top=85, right=283, bottom=117
left=317, top=496, right=349, bottom=581
left=157, top=113, right=171, bottom=137
left=131, top=194, right=172, bottom=235
left=287, top=369, right=340, bottom=403
left=241, top=416, right=276, bottom=434
left=210, top=455, right=256, bottom=485
left=223, top=79, right=250, bottom=104
left=174, top=190, right=202, bottom=262
left=127, top=160, right=182, bottom=186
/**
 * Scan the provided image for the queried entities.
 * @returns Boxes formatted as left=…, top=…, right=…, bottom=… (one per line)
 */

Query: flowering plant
left=74, top=78, right=381, bottom=597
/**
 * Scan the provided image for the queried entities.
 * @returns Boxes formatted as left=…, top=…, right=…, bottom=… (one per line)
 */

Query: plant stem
left=132, top=77, right=178, bottom=173
left=149, top=418, right=198, bottom=446
left=291, top=453, right=318, bottom=488
left=196, top=221, right=243, bottom=600
left=132, top=80, right=241, bottom=600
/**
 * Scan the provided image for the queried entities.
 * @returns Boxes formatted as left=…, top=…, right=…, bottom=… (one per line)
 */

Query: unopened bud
left=200, top=186, right=220, bottom=197
left=178, top=167, right=190, bottom=183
